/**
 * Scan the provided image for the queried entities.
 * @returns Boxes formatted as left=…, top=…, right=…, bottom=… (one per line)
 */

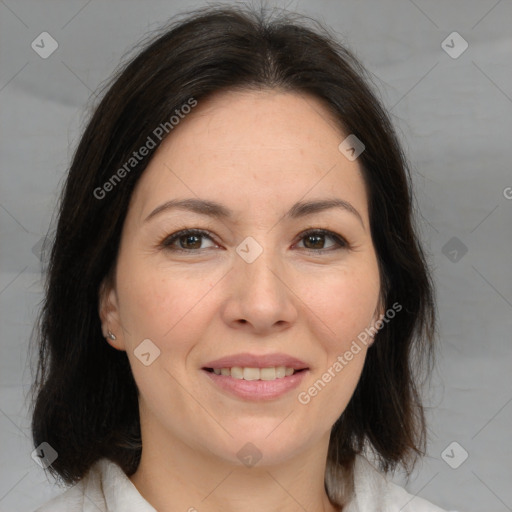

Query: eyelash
left=159, top=228, right=348, bottom=255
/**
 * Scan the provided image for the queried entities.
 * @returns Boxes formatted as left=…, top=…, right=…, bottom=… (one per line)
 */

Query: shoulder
left=32, top=459, right=105, bottom=511
left=33, top=487, right=85, bottom=511
left=345, top=455, right=459, bottom=512
left=32, top=458, right=155, bottom=512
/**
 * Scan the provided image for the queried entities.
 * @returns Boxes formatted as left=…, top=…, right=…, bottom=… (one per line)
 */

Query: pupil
left=181, top=234, right=201, bottom=249
left=305, top=234, right=324, bottom=249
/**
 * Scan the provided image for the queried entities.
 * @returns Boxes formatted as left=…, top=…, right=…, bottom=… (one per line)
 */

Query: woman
left=31, top=5, right=453, bottom=511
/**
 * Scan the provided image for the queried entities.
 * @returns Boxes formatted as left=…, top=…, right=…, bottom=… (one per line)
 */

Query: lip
left=203, top=352, right=309, bottom=370
left=202, top=367, right=309, bottom=401
left=201, top=352, right=310, bottom=401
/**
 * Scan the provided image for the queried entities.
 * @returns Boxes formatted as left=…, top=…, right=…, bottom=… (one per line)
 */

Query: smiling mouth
left=203, top=367, right=308, bottom=381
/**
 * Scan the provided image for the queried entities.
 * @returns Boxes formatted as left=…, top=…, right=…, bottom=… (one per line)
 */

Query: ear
left=98, top=275, right=126, bottom=351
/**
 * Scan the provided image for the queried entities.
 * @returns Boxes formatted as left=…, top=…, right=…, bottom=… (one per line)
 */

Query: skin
left=99, top=89, right=384, bottom=512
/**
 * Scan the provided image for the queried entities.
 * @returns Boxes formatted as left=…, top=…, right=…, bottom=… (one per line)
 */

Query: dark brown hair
left=30, top=4, right=436, bottom=506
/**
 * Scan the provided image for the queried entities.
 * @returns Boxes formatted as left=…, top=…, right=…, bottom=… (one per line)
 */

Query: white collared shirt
left=34, top=456, right=455, bottom=512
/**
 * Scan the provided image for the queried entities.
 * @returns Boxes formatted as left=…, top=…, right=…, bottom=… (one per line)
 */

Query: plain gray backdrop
left=1, top=1, right=511, bottom=511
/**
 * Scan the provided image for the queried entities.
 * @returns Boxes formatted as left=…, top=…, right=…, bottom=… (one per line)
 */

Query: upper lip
left=203, top=352, right=309, bottom=370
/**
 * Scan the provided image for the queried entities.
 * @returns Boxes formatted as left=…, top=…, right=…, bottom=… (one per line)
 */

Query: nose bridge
left=238, top=239, right=285, bottom=302
left=224, top=236, right=297, bottom=331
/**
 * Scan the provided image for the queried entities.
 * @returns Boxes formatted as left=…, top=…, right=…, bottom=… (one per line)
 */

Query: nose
left=220, top=246, right=298, bottom=336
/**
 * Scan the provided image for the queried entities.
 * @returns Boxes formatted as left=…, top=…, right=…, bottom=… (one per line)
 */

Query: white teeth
left=231, top=366, right=244, bottom=379
left=243, top=367, right=260, bottom=380
left=260, top=367, right=276, bottom=380
left=211, top=366, right=300, bottom=381
left=275, top=366, right=286, bottom=378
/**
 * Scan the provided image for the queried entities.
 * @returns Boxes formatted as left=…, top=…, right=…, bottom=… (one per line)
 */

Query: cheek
left=296, top=275, right=374, bottom=427
left=300, top=266, right=380, bottom=352
left=117, top=261, right=214, bottom=344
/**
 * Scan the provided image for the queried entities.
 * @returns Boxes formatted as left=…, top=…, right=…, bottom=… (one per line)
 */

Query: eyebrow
left=144, top=197, right=365, bottom=229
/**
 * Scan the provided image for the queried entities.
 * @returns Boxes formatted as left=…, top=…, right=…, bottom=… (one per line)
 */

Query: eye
left=160, top=228, right=348, bottom=254
left=295, top=229, right=348, bottom=252
left=160, top=229, right=218, bottom=252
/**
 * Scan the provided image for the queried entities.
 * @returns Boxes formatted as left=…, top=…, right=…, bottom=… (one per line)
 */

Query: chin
left=202, top=425, right=314, bottom=468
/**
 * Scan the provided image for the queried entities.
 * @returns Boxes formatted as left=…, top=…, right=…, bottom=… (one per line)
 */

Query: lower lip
left=202, top=369, right=308, bottom=401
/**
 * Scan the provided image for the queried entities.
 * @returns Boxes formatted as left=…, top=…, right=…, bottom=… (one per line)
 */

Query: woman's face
left=101, top=89, right=382, bottom=466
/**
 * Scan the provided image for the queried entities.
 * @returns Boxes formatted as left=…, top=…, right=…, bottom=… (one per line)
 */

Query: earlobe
left=98, top=277, right=125, bottom=351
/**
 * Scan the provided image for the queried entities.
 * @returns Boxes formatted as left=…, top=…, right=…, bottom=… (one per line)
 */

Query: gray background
left=1, top=1, right=511, bottom=511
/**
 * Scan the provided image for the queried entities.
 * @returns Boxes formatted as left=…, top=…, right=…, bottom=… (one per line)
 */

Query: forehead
left=158, top=89, right=346, bottom=158
left=130, top=89, right=369, bottom=223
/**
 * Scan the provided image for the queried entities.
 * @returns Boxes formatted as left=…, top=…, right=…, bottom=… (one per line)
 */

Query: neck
left=129, top=418, right=341, bottom=512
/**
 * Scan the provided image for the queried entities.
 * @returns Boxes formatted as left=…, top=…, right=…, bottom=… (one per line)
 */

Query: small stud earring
left=107, top=330, right=117, bottom=341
